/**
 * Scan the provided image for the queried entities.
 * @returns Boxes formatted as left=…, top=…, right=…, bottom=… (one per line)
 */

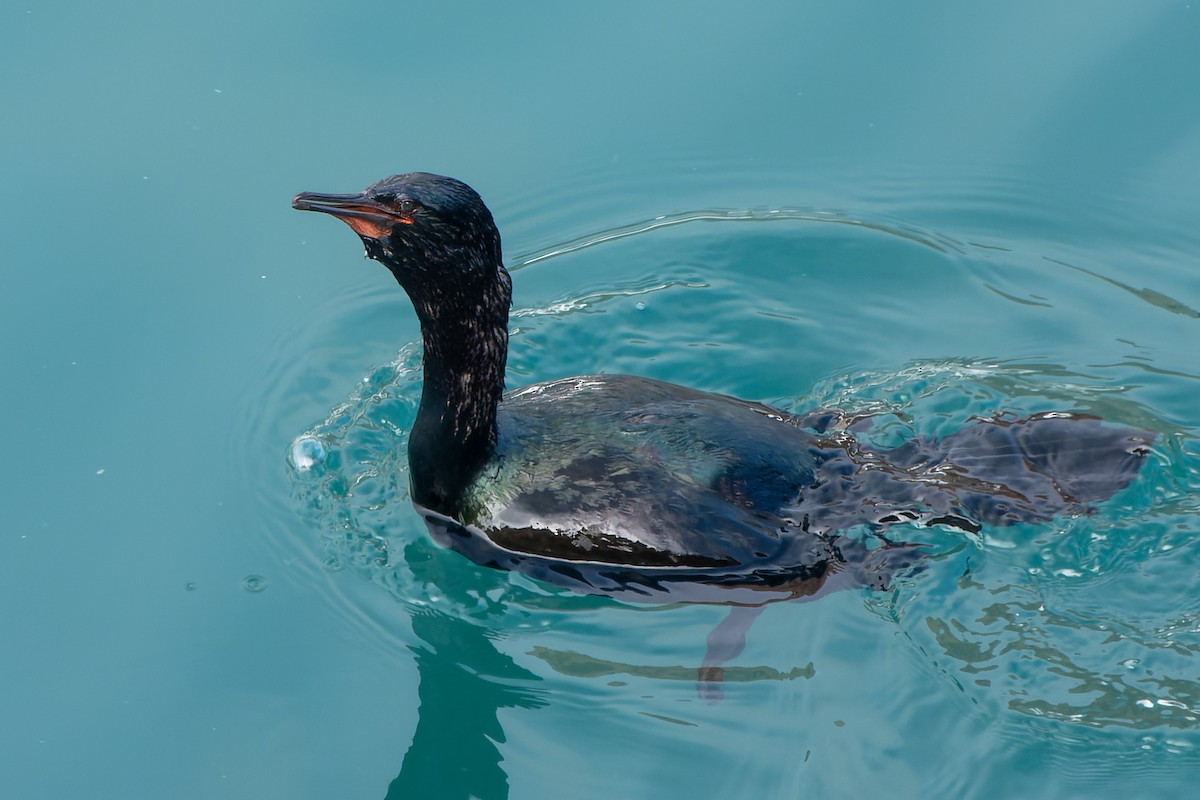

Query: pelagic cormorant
left=293, top=173, right=1153, bottom=604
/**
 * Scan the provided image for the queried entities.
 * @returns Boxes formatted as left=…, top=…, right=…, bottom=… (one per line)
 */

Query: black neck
left=400, top=264, right=511, bottom=516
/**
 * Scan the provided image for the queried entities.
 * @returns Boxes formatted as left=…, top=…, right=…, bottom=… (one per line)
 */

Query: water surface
left=3, top=2, right=1198, bottom=798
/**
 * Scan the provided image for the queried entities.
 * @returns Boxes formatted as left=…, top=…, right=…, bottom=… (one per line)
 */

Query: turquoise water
left=4, top=2, right=1199, bottom=798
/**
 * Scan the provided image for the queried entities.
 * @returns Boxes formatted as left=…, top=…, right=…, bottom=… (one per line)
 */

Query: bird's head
left=292, top=172, right=504, bottom=293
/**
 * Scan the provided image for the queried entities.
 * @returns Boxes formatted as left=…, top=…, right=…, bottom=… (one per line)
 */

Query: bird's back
left=425, top=374, right=1151, bottom=599
left=463, top=374, right=828, bottom=570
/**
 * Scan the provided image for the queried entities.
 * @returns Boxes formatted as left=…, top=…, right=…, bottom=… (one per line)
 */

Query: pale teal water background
left=3, top=2, right=1200, bottom=798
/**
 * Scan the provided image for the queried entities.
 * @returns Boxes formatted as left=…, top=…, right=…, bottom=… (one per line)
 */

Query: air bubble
left=290, top=436, right=327, bottom=472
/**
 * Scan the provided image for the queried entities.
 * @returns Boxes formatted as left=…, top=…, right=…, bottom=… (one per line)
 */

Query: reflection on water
left=529, top=643, right=815, bottom=685
left=387, top=603, right=546, bottom=800
left=925, top=591, right=1200, bottom=730
left=1045, top=257, right=1200, bottom=319
left=508, top=206, right=967, bottom=268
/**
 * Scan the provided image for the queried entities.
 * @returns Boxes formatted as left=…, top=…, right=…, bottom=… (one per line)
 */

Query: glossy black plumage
left=294, top=173, right=1153, bottom=603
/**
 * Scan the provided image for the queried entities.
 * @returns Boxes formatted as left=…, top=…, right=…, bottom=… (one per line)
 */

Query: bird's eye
left=397, top=199, right=417, bottom=214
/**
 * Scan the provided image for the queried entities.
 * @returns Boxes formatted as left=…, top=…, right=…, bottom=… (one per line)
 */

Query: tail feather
left=889, top=412, right=1154, bottom=525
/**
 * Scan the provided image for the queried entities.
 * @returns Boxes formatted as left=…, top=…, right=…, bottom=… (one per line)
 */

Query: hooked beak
left=292, top=191, right=408, bottom=239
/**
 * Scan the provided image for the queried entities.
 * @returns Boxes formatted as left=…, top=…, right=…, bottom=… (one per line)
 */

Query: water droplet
left=242, top=574, right=268, bottom=593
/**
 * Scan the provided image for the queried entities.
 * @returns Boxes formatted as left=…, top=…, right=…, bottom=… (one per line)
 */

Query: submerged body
left=293, top=173, right=1153, bottom=605
left=426, top=373, right=1150, bottom=601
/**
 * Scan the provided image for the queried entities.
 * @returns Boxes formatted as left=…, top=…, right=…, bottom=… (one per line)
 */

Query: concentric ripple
left=268, top=188, right=1198, bottom=731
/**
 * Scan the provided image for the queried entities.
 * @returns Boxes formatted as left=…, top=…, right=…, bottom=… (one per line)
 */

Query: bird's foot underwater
left=693, top=536, right=925, bottom=702
left=697, top=605, right=764, bottom=703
